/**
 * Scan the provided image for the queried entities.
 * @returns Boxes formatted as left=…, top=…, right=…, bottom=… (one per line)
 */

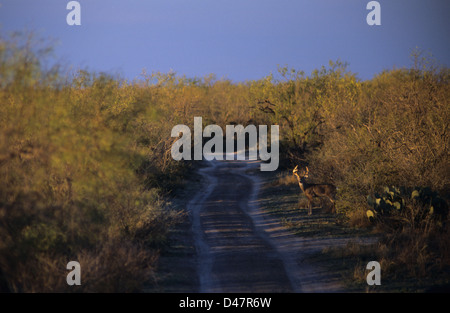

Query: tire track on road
left=188, top=159, right=294, bottom=292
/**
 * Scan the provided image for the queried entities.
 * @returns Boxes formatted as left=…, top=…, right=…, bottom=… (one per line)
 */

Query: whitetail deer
left=292, top=165, right=336, bottom=215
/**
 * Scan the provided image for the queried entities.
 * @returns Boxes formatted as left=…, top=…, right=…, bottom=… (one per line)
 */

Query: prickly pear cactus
left=367, top=186, right=449, bottom=226
left=366, top=186, right=404, bottom=221
left=410, top=187, right=449, bottom=224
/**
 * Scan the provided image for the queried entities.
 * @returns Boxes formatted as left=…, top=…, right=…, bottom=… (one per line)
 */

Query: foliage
left=0, top=33, right=183, bottom=292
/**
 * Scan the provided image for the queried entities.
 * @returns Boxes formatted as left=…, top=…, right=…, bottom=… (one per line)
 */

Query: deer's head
left=293, top=165, right=309, bottom=179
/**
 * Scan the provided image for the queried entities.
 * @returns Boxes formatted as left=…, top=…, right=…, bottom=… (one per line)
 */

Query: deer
left=292, top=165, right=336, bottom=215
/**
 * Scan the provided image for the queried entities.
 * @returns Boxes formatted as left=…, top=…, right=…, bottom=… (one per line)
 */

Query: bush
left=0, top=33, right=183, bottom=292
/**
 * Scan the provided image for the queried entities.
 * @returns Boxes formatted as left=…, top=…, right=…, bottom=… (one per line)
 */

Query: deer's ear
left=294, top=165, right=298, bottom=170
left=306, top=167, right=309, bottom=172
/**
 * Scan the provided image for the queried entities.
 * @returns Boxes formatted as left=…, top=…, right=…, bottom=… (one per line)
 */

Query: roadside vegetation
left=0, top=32, right=448, bottom=291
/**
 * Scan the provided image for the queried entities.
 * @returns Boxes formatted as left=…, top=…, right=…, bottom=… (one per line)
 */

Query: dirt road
left=188, top=158, right=348, bottom=293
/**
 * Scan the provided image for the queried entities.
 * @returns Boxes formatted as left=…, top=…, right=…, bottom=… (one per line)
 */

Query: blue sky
left=0, top=0, right=449, bottom=81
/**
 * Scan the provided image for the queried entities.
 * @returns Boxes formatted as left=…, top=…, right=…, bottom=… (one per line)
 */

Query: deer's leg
left=297, top=196, right=302, bottom=210
left=307, top=196, right=313, bottom=215
left=327, top=196, right=336, bottom=214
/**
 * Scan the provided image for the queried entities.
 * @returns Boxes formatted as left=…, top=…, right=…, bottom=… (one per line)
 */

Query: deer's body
left=293, top=166, right=336, bottom=215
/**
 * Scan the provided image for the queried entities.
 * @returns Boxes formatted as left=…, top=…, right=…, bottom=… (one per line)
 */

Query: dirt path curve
left=187, top=158, right=346, bottom=293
